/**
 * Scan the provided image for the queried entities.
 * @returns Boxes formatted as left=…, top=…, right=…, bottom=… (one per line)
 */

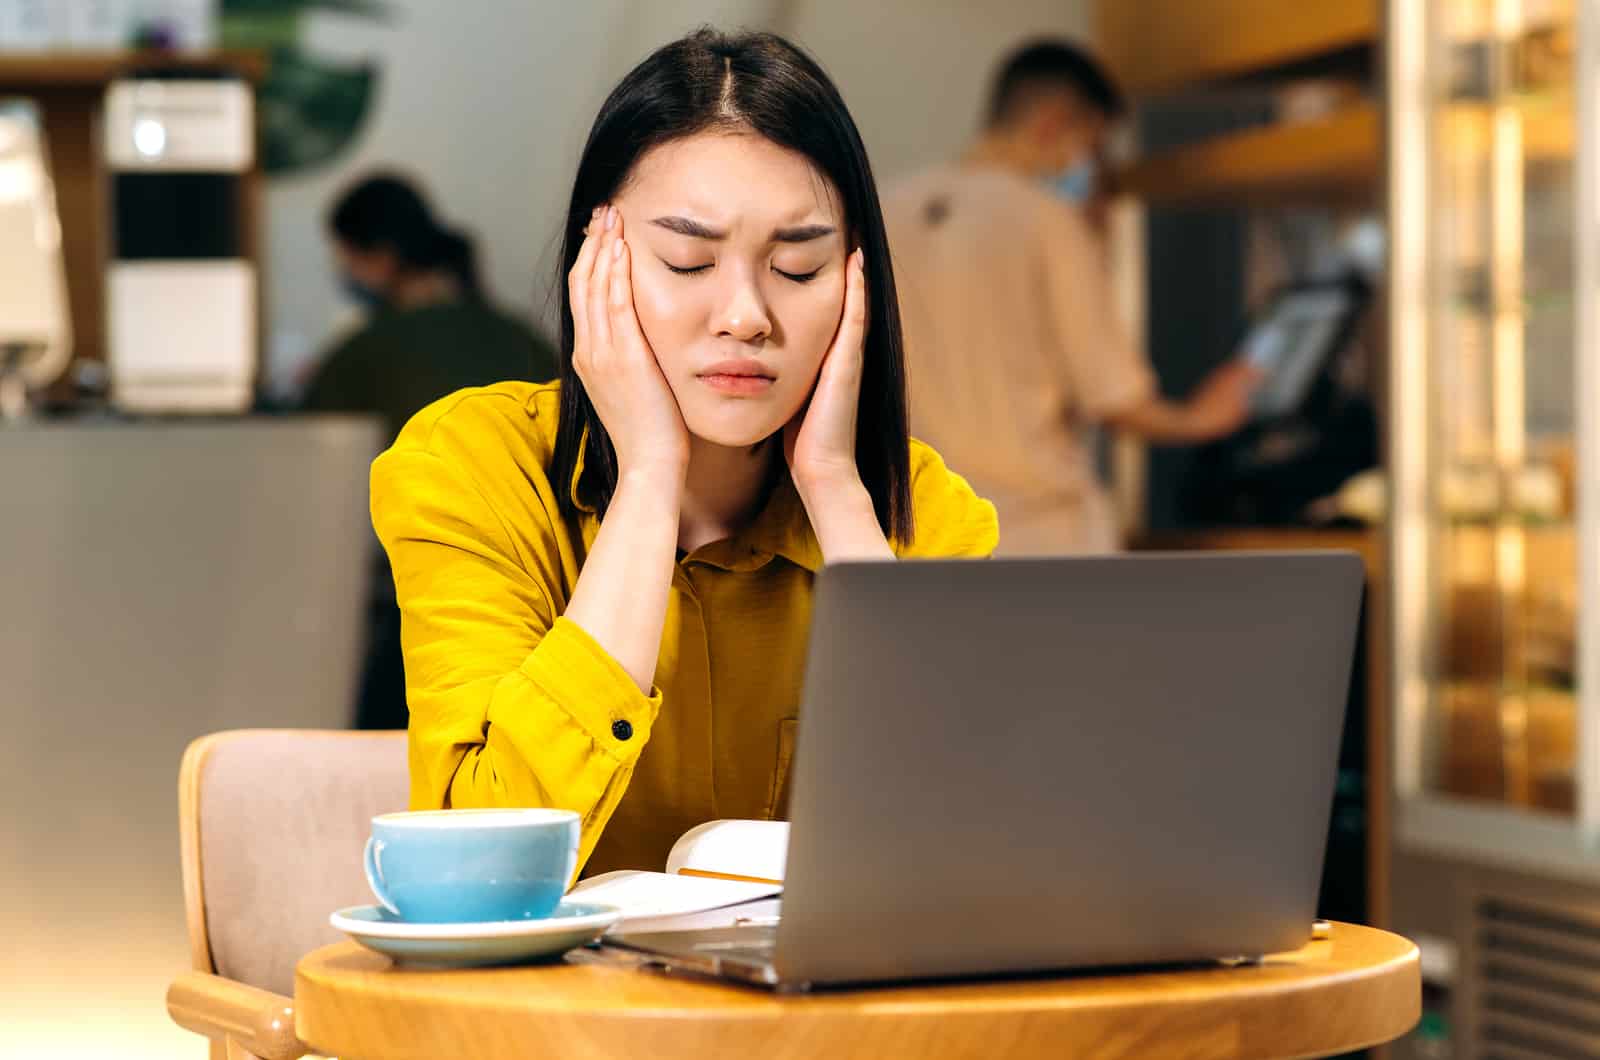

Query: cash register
left=1178, top=273, right=1378, bottom=526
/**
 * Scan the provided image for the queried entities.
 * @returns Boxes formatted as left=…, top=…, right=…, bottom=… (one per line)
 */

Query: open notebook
left=568, top=819, right=787, bottom=933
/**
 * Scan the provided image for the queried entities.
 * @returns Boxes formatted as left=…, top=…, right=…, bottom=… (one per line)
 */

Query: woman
left=372, top=29, right=998, bottom=877
left=304, top=172, right=556, bottom=447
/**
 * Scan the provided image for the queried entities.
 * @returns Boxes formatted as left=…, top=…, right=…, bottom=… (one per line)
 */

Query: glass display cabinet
left=1393, top=0, right=1590, bottom=832
left=1387, top=0, right=1600, bottom=1054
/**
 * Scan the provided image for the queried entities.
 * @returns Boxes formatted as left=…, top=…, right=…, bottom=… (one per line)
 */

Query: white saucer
left=330, top=900, right=623, bottom=967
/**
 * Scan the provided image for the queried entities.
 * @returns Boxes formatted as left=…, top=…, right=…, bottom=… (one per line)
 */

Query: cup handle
left=364, top=836, right=399, bottom=916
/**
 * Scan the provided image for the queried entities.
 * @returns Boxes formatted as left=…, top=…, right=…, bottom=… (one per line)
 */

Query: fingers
left=587, top=205, right=617, bottom=364
left=569, top=206, right=604, bottom=369
left=826, top=248, right=867, bottom=382
left=573, top=205, right=656, bottom=393
left=608, top=221, right=652, bottom=359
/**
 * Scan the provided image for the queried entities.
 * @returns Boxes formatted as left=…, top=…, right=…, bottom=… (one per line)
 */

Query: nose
left=709, top=265, right=772, bottom=343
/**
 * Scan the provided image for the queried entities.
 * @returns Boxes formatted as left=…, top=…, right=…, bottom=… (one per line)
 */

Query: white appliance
left=0, top=99, right=71, bottom=418
left=104, top=75, right=255, bottom=412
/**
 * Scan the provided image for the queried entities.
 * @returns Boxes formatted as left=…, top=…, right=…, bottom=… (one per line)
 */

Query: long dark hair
left=329, top=173, right=483, bottom=301
left=550, top=28, right=914, bottom=545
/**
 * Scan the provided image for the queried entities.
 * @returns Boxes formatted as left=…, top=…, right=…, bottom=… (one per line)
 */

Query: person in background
left=303, top=172, right=557, bottom=445
left=303, top=172, right=557, bottom=731
left=884, top=40, right=1260, bottom=555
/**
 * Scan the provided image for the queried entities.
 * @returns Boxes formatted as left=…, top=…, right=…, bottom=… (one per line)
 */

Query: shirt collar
left=703, top=471, right=823, bottom=573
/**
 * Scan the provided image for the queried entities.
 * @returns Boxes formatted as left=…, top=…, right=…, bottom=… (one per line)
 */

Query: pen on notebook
left=676, top=867, right=783, bottom=886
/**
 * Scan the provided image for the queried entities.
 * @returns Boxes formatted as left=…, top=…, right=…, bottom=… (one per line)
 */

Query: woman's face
left=611, top=131, right=850, bottom=449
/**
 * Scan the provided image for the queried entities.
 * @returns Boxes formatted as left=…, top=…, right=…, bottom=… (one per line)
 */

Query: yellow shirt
left=371, top=381, right=998, bottom=876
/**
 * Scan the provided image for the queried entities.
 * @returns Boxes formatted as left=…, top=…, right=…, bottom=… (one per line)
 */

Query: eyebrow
left=649, top=216, right=837, bottom=243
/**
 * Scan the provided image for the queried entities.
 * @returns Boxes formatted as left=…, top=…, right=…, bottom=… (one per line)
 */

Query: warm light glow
left=1572, top=0, right=1600, bottom=832
left=132, top=117, right=167, bottom=158
left=1389, top=0, right=1433, bottom=798
left=0, top=157, right=39, bottom=205
left=0, top=115, right=22, bottom=155
left=1489, top=106, right=1525, bottom=469
left=4, top=1005, right=207, bottom=1058
left=1492, top=0, right=1531, bottom=802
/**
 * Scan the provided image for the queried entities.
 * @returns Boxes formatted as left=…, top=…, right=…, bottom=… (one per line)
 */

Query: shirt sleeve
left=1038, top=200, right=1158, bottom=420
left=371, top=445, right=661, bottom=875
left=898, top=440, right=1000, bottom=558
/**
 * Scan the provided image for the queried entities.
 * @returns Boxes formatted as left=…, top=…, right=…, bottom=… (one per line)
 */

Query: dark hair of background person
left=328, top=173, right=484, bottom=301
left=548, top=27, right=915, bottom=545
left=986, top=39, right=1126, bottom=127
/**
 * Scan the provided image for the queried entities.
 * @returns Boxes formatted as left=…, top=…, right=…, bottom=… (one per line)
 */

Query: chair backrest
left=179, top=729, right=410, bottom=997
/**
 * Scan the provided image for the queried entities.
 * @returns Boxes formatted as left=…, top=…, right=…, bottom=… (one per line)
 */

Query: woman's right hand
left=568, top=205, right=690, bottom=480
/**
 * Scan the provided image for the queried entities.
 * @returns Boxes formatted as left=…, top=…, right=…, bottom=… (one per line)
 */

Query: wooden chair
left=166, top=729, right=409, bottom=1060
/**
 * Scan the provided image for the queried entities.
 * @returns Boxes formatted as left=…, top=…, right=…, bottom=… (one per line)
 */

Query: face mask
left=340, top=272, right=388, bottom=311
left=1047, top=157, right=1097, bottom=203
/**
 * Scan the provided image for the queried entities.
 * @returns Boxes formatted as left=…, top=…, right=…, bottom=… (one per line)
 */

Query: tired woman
left=372, top=29, right=997, bottom=876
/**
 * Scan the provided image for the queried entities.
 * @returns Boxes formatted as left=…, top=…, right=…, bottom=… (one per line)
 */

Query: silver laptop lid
left=774, top=552, right=1363, bottom=985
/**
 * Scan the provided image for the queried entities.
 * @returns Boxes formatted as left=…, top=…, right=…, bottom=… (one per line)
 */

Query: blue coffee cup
left=363, top=808, right=581, bottom=923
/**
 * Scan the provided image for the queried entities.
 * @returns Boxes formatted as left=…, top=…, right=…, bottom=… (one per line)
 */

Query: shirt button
left=612, top=719, right=633, bottom=741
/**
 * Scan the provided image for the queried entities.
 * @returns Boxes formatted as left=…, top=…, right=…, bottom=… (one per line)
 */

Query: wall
left=779, top=0, right=1091, bottom=178
left=263, top=0, right=623, bottom=391
left=262, top=0, right=1091, bottom=391
left=2, top=419, right=379, bottom=1060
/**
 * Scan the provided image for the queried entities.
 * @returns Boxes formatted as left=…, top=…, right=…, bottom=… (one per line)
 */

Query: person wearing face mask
left=369, top=29, right=997, bottom=876
left=302, top=172, right=557, bottom=447
left=302, top=173, right=557, bottom=731
left=884, top=40, right=1261, bottom=555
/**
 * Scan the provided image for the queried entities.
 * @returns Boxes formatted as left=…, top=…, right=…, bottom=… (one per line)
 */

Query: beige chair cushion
left=197, top=730, right=409, bottom=997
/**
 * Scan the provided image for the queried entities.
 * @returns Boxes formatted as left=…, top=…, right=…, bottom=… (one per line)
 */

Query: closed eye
left=663, top=260, right=822, bottom=284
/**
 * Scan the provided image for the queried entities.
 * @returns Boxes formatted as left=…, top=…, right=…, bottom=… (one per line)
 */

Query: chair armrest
left=166, top=971, right=306, bottom=1060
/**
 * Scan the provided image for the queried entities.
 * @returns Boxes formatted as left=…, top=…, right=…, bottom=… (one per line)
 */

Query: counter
left=1, top=414, right=379, bottom=1058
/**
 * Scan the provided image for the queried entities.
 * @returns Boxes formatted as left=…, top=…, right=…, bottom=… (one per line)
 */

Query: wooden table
left=295, top=922, right=1419, bottom=1060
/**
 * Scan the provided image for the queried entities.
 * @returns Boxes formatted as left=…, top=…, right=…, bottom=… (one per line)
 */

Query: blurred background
left=3, top=0, right=1597, bottom=1057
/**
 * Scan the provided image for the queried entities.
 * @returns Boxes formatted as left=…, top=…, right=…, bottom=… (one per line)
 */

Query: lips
left=696, top=358, right=776, bottom=397
left=697, top=359, right=775, bottom=381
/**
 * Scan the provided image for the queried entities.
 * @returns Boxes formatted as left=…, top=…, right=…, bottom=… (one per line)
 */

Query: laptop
left=604, top=552, right=1363, bottom=990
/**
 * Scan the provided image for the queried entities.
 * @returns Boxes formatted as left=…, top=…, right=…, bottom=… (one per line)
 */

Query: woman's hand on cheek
left=570, top=205, right=690, bottom=481
left=784, top=248, right=866, bottom=496
left=784, top=249, right=892, bottom=562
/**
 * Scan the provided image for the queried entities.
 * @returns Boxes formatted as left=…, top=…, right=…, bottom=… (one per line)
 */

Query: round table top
left=295, top=922, right=1419, bottom=1060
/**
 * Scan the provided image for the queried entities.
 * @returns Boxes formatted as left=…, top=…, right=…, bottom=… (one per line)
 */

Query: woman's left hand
left=784, top=249, right=893, bottom=562
left=784, top=248, right=866, bottom=493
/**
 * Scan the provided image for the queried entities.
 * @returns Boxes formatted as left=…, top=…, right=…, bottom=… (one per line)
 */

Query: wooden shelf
left=0, top=50, right=265, bottom=90
left=1113, top=102, right=1378, bottom=207
left=1446, top=0, right=1571, bottom=39
left=0, top=48, right=266, bottom=385
left=1114, top=98, right=1576, bottom=209
left=1097, top=0, right=1376, bottom=95
left=1445, top=99, right=1575, bottom=162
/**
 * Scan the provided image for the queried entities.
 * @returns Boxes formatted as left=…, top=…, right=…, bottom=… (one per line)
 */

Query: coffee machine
left=103, top=72, right=255, bottom=412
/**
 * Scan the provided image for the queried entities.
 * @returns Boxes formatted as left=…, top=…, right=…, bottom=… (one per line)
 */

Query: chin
left=680, top=399, right=791, bottom=450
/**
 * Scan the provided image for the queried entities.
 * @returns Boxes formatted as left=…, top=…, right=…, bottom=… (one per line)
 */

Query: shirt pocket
left=763, top=718, right=800, bottom=820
